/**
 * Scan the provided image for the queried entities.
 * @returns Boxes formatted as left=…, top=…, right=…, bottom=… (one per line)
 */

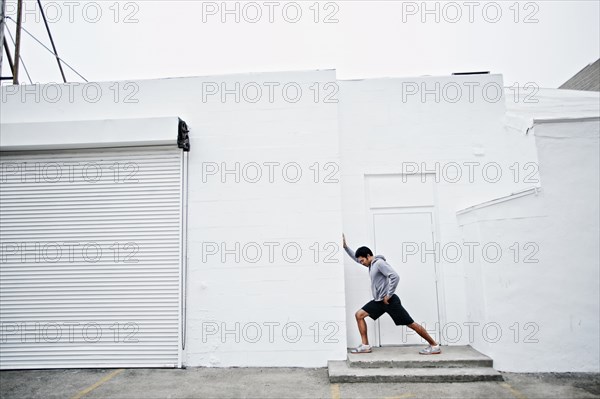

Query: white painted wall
left=458, top=118, right=600, bottom=372
left=0, top=70, right=347, bottom=367
left=2, top=72, right=597, bottom=371
left=338, top=74, right=541, bottom=348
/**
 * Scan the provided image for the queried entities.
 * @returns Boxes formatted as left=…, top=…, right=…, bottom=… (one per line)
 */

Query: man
left=343, top=234, right=441, bottom=355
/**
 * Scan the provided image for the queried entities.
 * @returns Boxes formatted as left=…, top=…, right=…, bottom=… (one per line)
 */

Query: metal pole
left=12, top=0, right=22, bottom=84
left=38, top=0, right=66, bottom=83
left=0, top=0, right=5, bottom=77
left=3, top=37, right=14, bottom=77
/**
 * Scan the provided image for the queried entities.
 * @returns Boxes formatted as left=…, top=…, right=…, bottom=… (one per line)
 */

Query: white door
left=0, top=145, right=184, bottom=369
left=373, top=211, right=440, bottom=346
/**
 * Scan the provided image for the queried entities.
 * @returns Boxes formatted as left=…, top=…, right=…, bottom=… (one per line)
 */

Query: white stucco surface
left=1, top=73, right=598, bottom=372
left=458, top=88, right=599, bottom=372
left=338, top=74, right=541, bottom=350
left=1, top=70, right=347, bottom=367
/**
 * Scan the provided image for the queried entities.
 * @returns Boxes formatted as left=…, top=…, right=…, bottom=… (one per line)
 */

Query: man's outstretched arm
left=342, top=234, right=360, bottom=264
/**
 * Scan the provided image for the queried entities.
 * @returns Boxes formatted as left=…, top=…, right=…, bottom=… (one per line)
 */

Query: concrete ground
left=1, top=368, right=599, bottom=399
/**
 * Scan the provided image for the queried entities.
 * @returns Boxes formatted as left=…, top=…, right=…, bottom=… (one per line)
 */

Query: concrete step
left=328, top=360, right=504, bottom=383
left=347, top=345, right=494, bottom=369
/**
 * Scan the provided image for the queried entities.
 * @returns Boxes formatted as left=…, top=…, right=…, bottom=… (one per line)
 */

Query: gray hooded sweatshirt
left=344, top=245, right=399, bottom=302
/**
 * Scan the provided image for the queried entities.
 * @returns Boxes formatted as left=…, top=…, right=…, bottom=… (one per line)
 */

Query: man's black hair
left=355, top=246, right=373, bottom=259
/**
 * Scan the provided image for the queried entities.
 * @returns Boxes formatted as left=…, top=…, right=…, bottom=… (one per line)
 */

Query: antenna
left=37, top=0, right=66, bottom=83
left=12, top=0, right=22, bottom=84
left=0, top=0, right=7, bottom=81
left=1, top=1, right=79, bottom=84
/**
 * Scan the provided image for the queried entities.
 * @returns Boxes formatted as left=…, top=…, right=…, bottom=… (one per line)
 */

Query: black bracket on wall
left=178, top=118, right=190, bottom=152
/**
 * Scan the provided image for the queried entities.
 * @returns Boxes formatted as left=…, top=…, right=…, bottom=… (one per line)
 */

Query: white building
left=457, top=88, right=600, bottom=372
left=1, top=70, right=598, bottom=372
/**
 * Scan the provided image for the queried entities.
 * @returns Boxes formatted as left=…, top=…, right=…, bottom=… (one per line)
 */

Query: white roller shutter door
left=0, top=145, right=184, bottom=369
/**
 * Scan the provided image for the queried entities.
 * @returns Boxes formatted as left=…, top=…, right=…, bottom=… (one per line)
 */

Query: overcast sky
left=1, top=0, right=599, bottom=88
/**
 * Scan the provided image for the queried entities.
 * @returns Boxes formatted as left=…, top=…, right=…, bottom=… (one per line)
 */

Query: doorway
left=372, top=209, right=441, bottom=346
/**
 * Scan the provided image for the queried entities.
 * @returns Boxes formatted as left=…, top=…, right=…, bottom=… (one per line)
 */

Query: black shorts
left=362, top=294, right=415, bottom=326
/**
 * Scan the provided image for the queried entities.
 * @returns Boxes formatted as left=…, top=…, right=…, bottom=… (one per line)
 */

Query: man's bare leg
left=355, top=309, right=370, bottom=345
left=407, top=322, right=438, bottom=346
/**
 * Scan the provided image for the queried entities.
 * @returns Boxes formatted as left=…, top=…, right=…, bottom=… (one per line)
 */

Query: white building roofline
left=532, top=116, right=600, bottom=125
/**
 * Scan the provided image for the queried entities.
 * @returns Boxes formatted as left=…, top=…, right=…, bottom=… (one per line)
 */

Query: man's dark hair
left=355, top=246, right=373, bottom=259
